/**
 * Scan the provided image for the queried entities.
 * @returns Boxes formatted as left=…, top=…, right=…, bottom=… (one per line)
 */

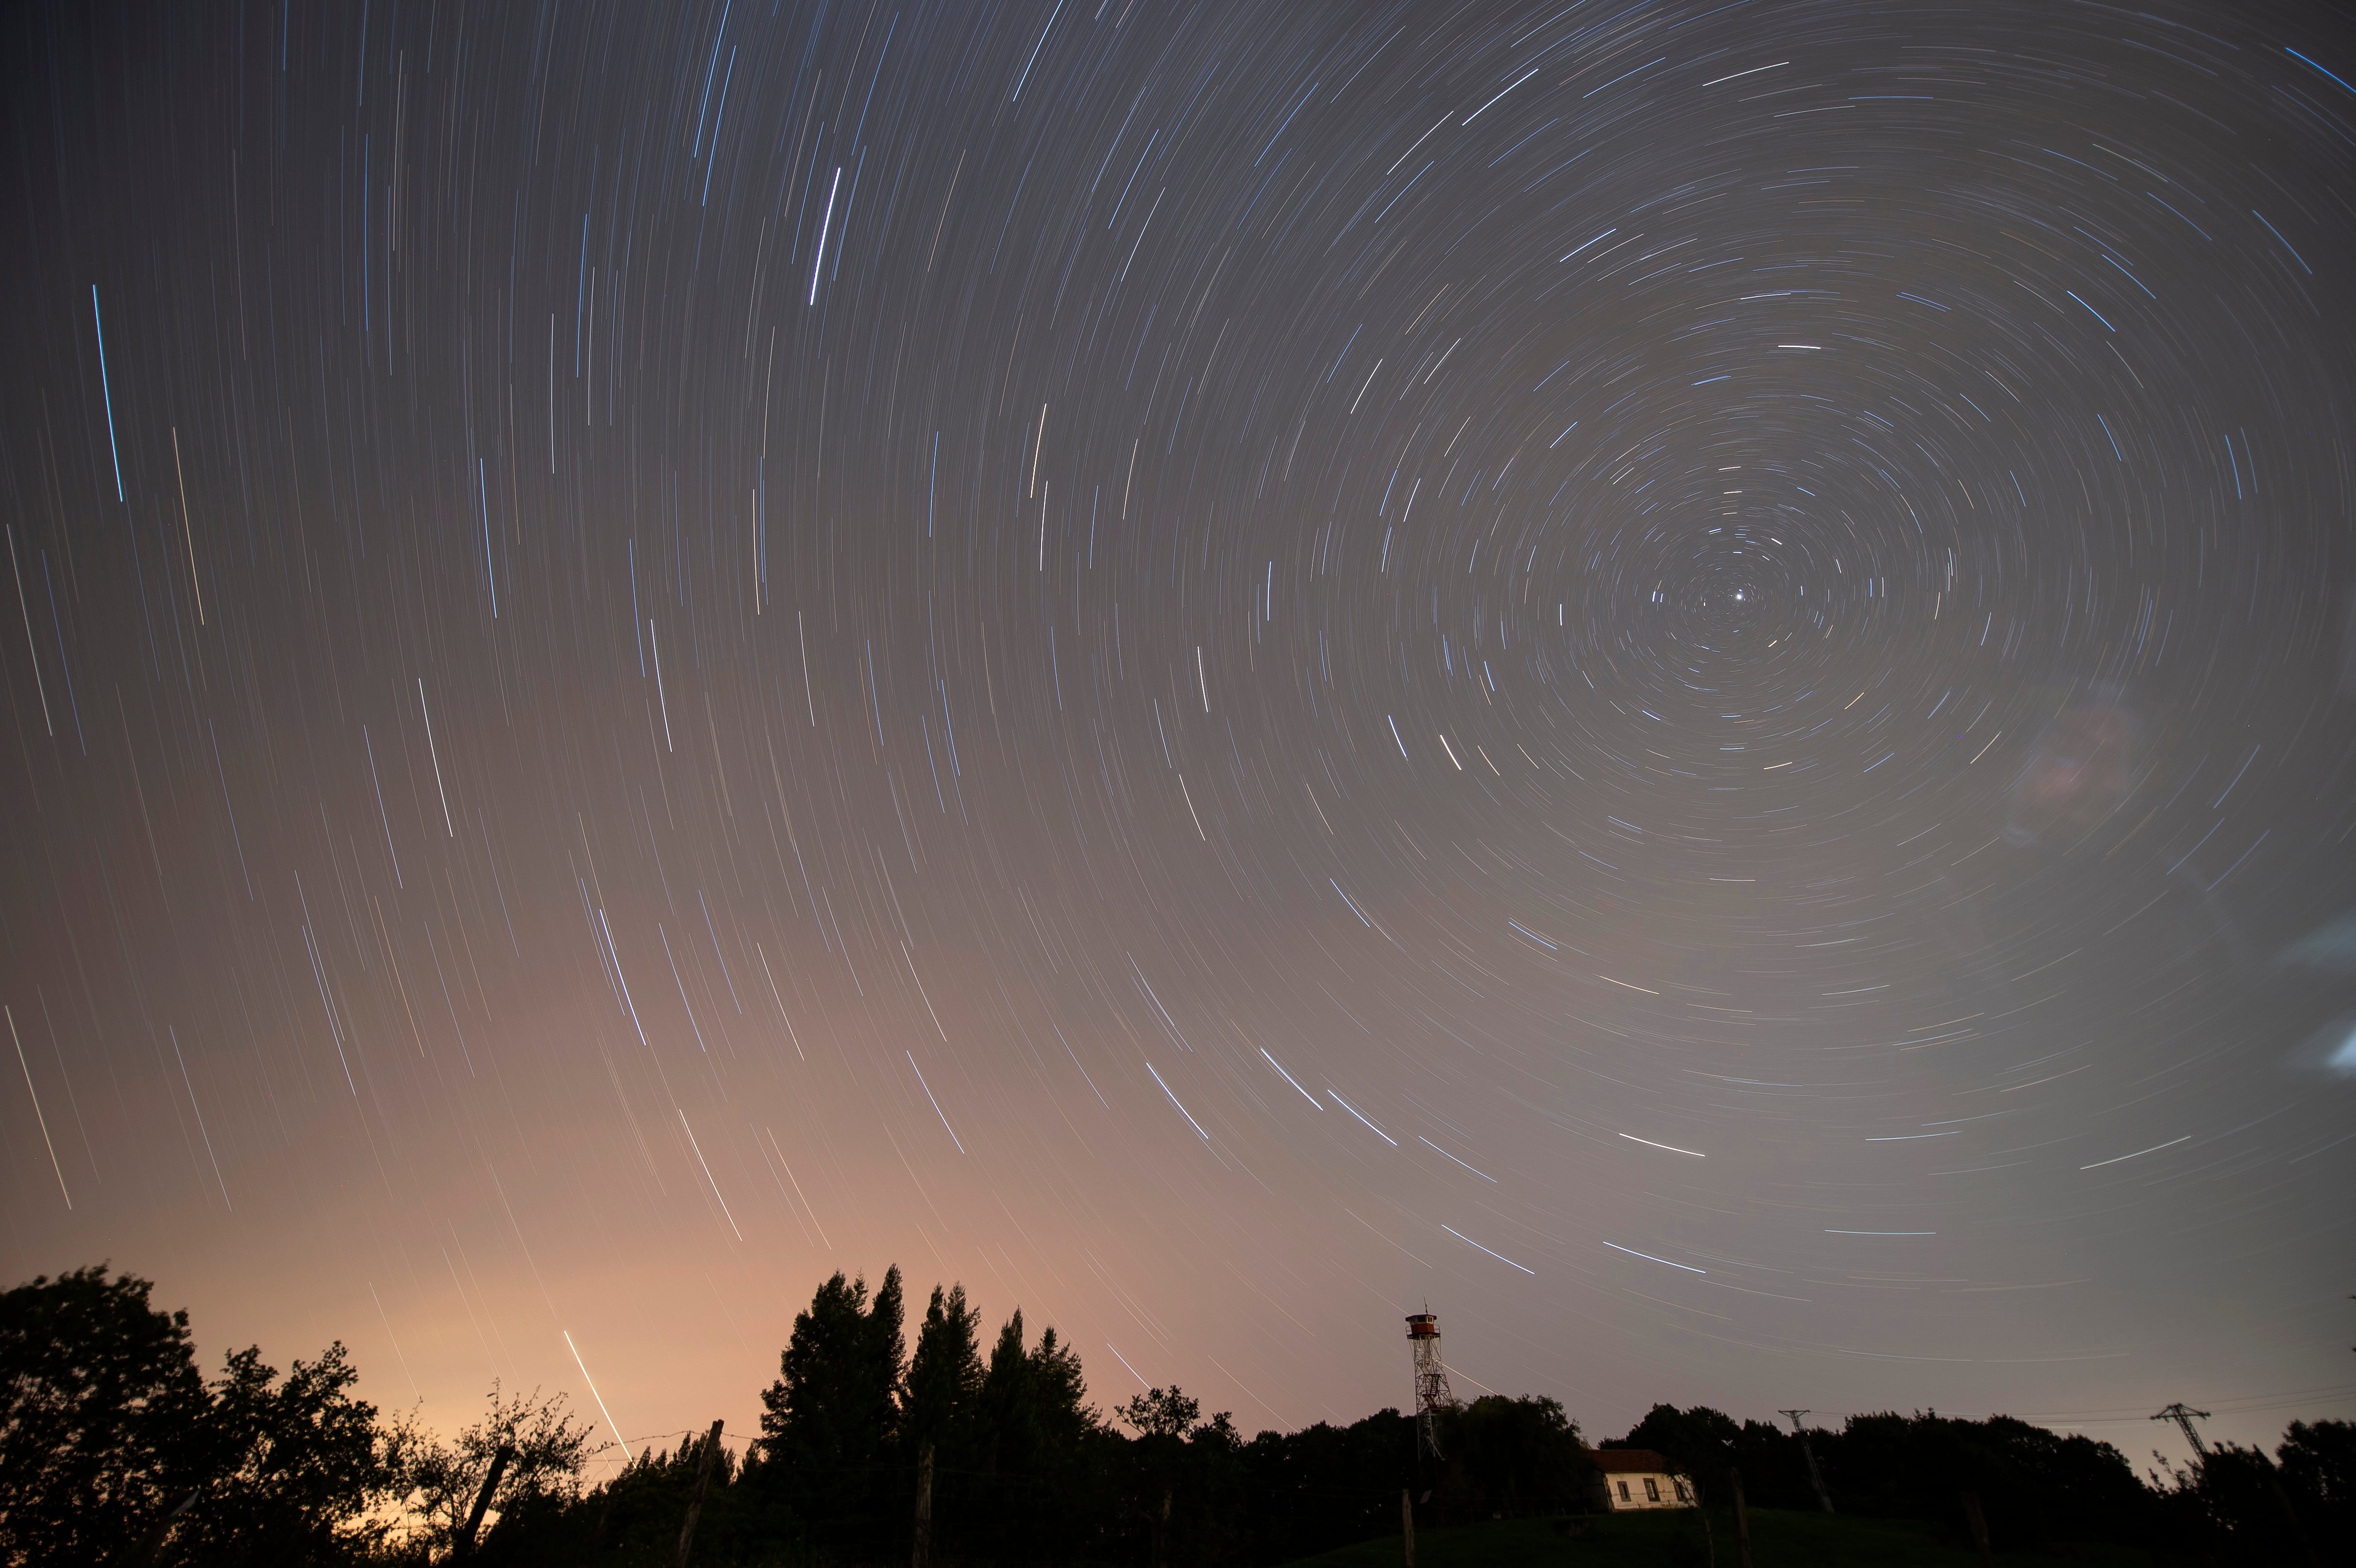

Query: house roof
left=1590, top=1449, right=1678, bottom=1474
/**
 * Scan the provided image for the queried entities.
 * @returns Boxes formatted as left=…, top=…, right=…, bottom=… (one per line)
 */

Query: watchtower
left=1404, top=1311, right=1454, bottom=1460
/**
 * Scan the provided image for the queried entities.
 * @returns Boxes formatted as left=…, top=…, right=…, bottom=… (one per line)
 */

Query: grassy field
left=1273, top=1506, right=2155, bottom=1567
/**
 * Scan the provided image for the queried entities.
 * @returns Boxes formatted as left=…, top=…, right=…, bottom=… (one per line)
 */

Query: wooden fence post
left=912, top=1439, right=935, bottom=1568
left=1960, top=1492, right=1992, bottom=1566
left=672, top=1420, right=724, bottom=1568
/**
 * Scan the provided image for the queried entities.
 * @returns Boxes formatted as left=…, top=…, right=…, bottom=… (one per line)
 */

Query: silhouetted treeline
left=1606, top=1400, right=2354, bottom=1563
left=4, top=1265, right=2349, bottom=1566
left=463, top=1265, right=1547, bottom=1566
left=0, top=1266, right=595, bottom=1568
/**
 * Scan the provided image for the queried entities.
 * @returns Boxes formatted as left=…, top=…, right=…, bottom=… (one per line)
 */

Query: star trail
left=3, top=0, right=2353, bottom=1467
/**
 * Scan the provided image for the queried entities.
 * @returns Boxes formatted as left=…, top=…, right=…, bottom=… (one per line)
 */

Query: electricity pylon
left=1781, top=1410, right=1834, bottom=1513
left=2153, top=1402, right=2212, bottom=1461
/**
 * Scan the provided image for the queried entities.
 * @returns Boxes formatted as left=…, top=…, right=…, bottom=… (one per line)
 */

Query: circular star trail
left=4, top=0, right=2354, bottom=1458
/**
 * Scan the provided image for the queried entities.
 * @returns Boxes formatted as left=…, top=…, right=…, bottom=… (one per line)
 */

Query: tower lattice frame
left=1404, top=1312, right=1454, bottom=1461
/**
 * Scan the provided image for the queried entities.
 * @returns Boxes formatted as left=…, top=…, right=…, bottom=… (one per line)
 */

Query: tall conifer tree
left=758, top=1266, right=907, bottom=1534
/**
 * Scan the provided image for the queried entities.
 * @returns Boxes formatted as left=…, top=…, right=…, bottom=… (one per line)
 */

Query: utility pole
left=1780, top=1411, right=1834, bottom=1514
left=1400, top=1487, right=1414, bottom=1568
left=2152, top=1403, right=2211, bottom=1462
left=673, top=1420, right=724, bottom=1568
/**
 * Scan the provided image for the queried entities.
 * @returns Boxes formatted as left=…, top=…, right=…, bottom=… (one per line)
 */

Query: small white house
left=1588, top=1449, right=1696, bottom=1512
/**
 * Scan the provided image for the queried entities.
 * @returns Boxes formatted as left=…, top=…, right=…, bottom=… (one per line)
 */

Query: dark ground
left=1276, top=1507, right=2156, bottom=1568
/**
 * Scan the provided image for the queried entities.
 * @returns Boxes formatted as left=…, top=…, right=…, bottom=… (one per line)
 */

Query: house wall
left=1589, top=1470, right=1694, bottom=1511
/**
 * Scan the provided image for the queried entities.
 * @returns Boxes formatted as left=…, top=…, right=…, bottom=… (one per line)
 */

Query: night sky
left=5, top=0, right=2354, bottom=1472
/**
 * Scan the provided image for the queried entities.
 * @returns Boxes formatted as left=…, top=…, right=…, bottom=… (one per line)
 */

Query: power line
left=2014, top=1384, right=2356, bottom=1424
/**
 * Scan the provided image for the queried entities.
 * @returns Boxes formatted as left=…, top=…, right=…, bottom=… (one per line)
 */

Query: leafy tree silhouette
left=395, top=1382, right=595, bottom=1559
left=0, top=1266, right=408, bottom=1567
left=175, top=1340, right=404, bottom=1565
left=0, top=1266, right=212, bottom=1566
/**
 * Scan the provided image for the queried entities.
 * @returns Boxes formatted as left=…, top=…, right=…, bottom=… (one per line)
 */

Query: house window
left=1616, top=1481, right=1631, bottom=1502
left=1644, top=1477, right=1662, bottom=1502
left=1674, top=1478, right=1693, bottom=1503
